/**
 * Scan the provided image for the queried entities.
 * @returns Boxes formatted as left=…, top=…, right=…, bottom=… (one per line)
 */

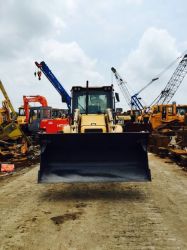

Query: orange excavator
left=22, top=95, right=69, bottom=134
left=17, top=95, right=48, bottom=127
left=21, top=95, right=50, bottom=134
left=17, top=95, right=49, bottom=134
left=23, top=95, right=48, bottom=123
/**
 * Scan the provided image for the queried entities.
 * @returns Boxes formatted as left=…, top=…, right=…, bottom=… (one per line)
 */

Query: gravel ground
left=0, top=153, right=187, bottom=250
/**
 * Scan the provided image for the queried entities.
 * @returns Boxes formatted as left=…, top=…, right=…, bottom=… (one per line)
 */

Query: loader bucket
left=38, top=132, right=151, bottom=183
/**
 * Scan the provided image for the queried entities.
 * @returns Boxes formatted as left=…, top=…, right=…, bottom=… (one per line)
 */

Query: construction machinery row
left=111, top=54, right=187, bottom=167
left=1, top=54, right=187, bottom=183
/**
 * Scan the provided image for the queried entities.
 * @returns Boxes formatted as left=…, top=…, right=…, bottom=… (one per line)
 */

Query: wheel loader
left=38, top=83, right=151, bottom=183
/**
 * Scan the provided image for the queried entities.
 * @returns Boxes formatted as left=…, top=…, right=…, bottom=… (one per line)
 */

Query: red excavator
left=40, top=109, right=69, bottom=134
left=17, top=95, right=48, bottom=129
left=19, top=95, right=48, bottom=134
left=23, top=95, right=48, bottom=123
left=22, top=95, right=69, bottom=134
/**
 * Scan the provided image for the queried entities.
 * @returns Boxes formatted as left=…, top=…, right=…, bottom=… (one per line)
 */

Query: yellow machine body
left=39, top=84, right=151, bottom=183
left=80, top=114, right=107, bottom=133
left=0, top=80, right=28, bottom=144
left=0, top=122, right=23, bottom=140
left=149, top=104, right=184, bottom=129
left=17, top=115, right=27, bottom=125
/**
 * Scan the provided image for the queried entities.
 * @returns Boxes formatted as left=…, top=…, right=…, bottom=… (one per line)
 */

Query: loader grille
left=84, top=129, right=103, bottom=133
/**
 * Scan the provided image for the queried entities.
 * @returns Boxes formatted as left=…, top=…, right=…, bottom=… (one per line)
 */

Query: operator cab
left=18, top=107, right=25, bottom=116
left=71, top=85, right=114, bottom=114
left=17, top=107, right=27, bottom=128
left=28, top=106, right=52, bottom=133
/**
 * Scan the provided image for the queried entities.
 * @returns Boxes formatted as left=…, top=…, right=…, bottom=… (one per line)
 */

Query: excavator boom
left=23, top=95, right=48, bottom=123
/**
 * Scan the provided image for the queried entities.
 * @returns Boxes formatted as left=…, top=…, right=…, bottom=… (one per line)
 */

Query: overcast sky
left=0, top=0, right=187, bottom=110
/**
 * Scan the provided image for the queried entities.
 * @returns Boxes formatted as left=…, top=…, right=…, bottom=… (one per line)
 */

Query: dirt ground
left=0, top=153, right=187, bottom=250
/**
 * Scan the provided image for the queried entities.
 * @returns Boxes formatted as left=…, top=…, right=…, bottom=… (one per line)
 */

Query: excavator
left=16, top=95, right=49, bottom=134
left=18, top=95, right=69, bottom=134
left=0, top=80, right=23, bottom=141
left=0, top=101, right=23, bottom=141
left=23, top=95, right=49, bottom=133
left=23, top=95, right=48, bottom=123
left=38, top=82, right=151, bottom=183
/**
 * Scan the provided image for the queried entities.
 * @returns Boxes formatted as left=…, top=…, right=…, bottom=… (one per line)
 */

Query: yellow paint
left=17, top=115, right=27, bottom=125
left=80, top=114, right=107, bottom=133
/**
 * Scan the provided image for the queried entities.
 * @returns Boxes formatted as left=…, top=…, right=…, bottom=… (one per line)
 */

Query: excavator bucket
left=38, top=132, right=151, bottom=183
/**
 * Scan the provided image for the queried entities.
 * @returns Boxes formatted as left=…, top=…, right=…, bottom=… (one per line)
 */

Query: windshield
left=73, top=90, right=112, bottom=114
left=177, top=106, right=187, bottom=115
left=18, top=108, right=25, bottom=116
left=41, top=109, right=51, bottom=119
left=29, top=108, right=51, bottom=122
left=52, top=109, right=68, bottom=118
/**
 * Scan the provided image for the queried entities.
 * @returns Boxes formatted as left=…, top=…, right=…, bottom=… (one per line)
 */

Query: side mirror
left=115, top=92, right=120, bottom=102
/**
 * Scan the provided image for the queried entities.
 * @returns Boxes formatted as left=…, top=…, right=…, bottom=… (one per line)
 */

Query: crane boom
left=111, top=67, right=131, bottom=107
left=0, top=80, right=17, bottom=117
left=111, top=67, right=145, bottom=111
left=155, top=54, right=187, bottom=104
left=35, top=61, right=71, bottom=109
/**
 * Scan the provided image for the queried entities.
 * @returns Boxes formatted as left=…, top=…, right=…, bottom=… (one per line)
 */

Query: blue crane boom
left=35, top=61, right=71, bottom=109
